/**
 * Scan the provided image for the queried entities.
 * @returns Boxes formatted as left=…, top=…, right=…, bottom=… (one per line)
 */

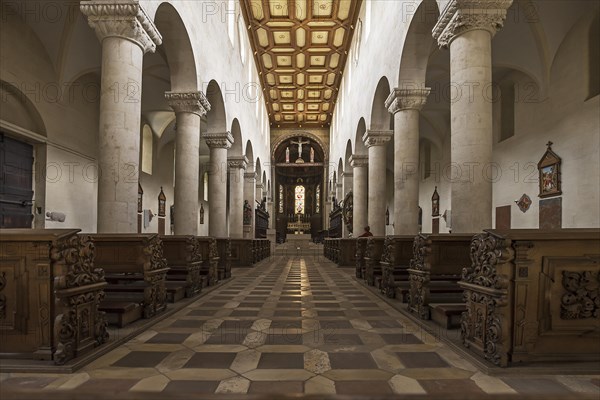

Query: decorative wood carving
left=561, top=270, right=600, bottom=319
left=432, top=186, right=440, bottom=217
left=158, top=187, right=166, bottom=217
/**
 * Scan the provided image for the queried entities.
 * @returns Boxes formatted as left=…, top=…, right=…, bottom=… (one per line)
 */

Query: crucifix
left=291, top=137, right=309, bottom=159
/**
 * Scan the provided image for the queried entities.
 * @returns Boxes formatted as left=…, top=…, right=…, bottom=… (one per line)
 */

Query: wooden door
left=0, top=133, right=34, bottom=228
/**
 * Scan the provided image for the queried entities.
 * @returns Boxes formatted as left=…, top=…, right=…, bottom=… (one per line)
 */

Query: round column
left=228, top=156, right=247, bottom=238
left=363, top=130, right=392, bottom=236
left=166, top=92, right=208, bottom=235
left=385, top=88, right=430, bottom=235
left=81, top=1, right=162, bottom=233
left=243, top=171, right=256, bottom=238
left=350, top=154, right=368, bottom=237
left=205, top=132, right=233, bottom=237
left=433, top=0, right=512, bottom=233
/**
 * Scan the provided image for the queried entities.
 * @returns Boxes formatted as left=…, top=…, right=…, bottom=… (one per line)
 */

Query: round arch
left=154, top=3, right=198, bottom=91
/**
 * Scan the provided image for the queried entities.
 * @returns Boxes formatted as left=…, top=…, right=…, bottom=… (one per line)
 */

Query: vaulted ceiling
left=241, top=0, right=363, bottom=127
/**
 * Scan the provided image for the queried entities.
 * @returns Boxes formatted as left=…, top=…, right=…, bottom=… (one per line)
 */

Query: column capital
left=336, top=183, right=343, bottom=188
left=165, top=91, right=211, bottom=117
left=433, top=0, right=513, bottom=48
left=80, top=0, right=162, bottom=53
left=363, top=130, right=393, bottom=148
left=244, top=172, right=257, bottom=181
left=228, top=155, right=248, bottom=170
left=385, top=88, right=431, bottom=114
left=341, top=171, right=353, bottom=178
left=349, top=154, right=369, bottom=168
left=204, top=131, right=233, bottom=149
left=256, top=183, right=264, bottom=189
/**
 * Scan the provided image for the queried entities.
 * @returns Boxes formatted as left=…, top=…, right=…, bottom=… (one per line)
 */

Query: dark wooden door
left=0, top=133, right=34, bottom=228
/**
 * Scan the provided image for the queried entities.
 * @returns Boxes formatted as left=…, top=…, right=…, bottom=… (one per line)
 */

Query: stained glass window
left=295, top=185, right=305, bottom=214
left=316, top=184, right=320, bottom=214
left=279, top=184, right=284, bottom=214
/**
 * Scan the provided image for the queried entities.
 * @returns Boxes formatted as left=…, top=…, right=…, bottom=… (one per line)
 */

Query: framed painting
left=538, top=142, right=562, bottom=198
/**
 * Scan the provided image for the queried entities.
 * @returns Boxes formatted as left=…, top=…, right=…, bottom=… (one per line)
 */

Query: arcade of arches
left=0, top=0, right=599, bottom=398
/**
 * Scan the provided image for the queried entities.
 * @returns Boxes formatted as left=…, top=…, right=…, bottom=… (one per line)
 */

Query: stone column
left=205, top=132, right=233, bottom=237
left=228, top=156, right=247, bottom=238
left=385, top=88, right=430, bottom=235
left=81, top=0, right=162, bottom=233
left=335, top=183, right=343, bottom=207
left=433, top=0, right=512, bottom=233
left=165, top=92, right=209, bottom=235
left=243, top=171, right=256, bottom=238
left=350, top=154, right=368, bottom=237
left=363, top=130, right=392, bottom=236
left=341, top=171, right=353, bottom=237
left=256, top=182, right=264, bottom=205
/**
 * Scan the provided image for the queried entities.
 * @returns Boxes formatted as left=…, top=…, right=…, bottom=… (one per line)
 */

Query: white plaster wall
left=43, top=145, right=97, bottom=233
left=331, top=0, right=599, bottom=231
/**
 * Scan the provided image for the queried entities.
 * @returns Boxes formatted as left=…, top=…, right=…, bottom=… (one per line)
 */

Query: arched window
left=279, top=184, right=284, bottom=213
left=227, top=0, right=235, bottom=45
left=141, top=124, right=153, bottom=174
left=589, top=15, right=599, bottom=99
left=316, top=184, right=321, bottom=214
left=295, top=185, right=305, bottom=214
left=203, top=171, right=209, bottom=202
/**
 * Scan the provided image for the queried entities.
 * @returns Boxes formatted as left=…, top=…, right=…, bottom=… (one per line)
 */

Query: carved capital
left=228, top=155, right=248, bottom=170
left=165, top=91, right=210, bottom=117
left=433, top=0, right=513, bottom=48
left=349, top=154, right=368, bottom=168
left=363, top=130, right=393, bottom=148
left=244, top=172, right=257, bottom=181
left=385, top=88, right=431, bottom=114
left=256, top=183, right=264, bottom=190
left=80, top=0, right=162, bottom=53
left=204, top=131, right=233, bottom=149
left=341, top=171, right=353, bottom=179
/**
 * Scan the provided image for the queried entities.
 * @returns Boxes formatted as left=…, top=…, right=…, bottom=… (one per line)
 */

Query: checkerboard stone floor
left=2, top=255, right=599, bottom=396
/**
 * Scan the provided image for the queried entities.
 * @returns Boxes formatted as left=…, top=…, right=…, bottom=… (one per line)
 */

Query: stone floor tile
left=162, top=380, right=220, bottom=393
left=215, top=376, right=251, bottom=394
left=248, top=381, right=304, bottom=394
left=335, top=380, right=393, bottom=395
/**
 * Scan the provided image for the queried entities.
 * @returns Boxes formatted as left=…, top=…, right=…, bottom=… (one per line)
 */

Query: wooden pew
left=460, top=229, right=600, bottom=367
left=229, top=238, right=254, bottom=267
left=90, top=234, right=169, bottom=326
left=355, top=237, right=368, bottom=278
left=364, top=236, right=386, bottom=287
left=379, top=235, right=414, bottom=300
left=407, top=234, right=472, bottom=321
left=195, top=237, right=219, bottom=286
left=160, top=236, right=203, bottom=299
left=0, top=229, right=108, bottom=364
left=337, top=238, right=357, bottom=267
left=323, top=238, right=332, bottom=260
left=215, top=238, right=231, bottom=279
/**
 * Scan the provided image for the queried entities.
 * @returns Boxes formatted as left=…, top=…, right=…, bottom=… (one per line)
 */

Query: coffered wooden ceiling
left=241, top=0, right=363, bottom=127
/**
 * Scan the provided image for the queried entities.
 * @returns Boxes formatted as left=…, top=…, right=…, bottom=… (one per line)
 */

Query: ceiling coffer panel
left=241, top=0, right=363, bottom=126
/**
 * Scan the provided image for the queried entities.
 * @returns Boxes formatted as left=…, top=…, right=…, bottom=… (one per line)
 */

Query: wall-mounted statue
left=342, top=190, right=353, bottom=234
left=243, top=200, right=252, bottom=225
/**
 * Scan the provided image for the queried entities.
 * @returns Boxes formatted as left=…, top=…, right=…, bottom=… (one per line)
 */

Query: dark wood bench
left=364, top=236, right=386, bottom=287
left=337, top=238, right=357, bottom=267
left=215, top=238, right=231, bottom=279
left=460, top=228, right=600, bottom=367
left=196, top=237, right=219, bottom=286
left=230, top=238, right=254, bottom=267
left=323, top=238, right=332, bottom=260
left=161, top=236, right=203, bottom=299
left=0, top=229, right=108, bottom=364
left=379, top=235, right=414, bottom=300
left=355, top=237, right=368, bottom=278
left=407, top=233, right=472, bottom=321
left=89, top=234, right=169, bottom=325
